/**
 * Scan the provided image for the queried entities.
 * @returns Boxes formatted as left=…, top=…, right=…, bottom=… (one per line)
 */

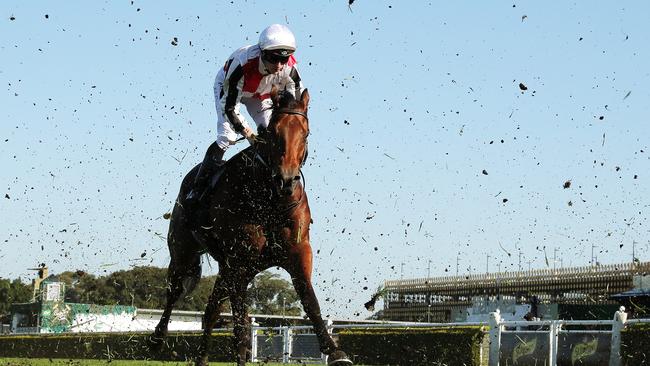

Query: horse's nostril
left=293, top=176, right=301, bottom=181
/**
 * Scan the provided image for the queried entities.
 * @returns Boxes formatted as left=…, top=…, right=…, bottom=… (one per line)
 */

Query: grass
left=0, top=360, right=288, bottom=366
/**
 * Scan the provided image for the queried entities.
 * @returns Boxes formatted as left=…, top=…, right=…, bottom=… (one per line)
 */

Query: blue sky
left=1, top=1, right=649, bottom=318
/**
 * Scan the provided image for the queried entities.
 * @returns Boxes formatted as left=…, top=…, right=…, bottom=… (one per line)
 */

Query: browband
left=274, top=108, right=308, bottom=119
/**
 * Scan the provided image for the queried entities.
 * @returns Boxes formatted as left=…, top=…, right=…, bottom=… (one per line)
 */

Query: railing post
left=282, top=326, right=293, bottom=363
left=322, top=319, right=334, bottom=363
left=609, top=306, right=627, bottom=366
left=489, top=309, right=502, bottom=366
left=549, top=321, right=559, bottom=366
left=250, top=317, right=257, bottom=362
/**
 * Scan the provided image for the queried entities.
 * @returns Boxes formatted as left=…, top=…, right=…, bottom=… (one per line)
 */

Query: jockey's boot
left=185, top=142, right=225, bottom=206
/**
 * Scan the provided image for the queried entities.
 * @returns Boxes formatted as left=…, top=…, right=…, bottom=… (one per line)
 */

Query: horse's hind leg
left=150, top=229, right=202, bottom=348
left=152, top=253, right=201, bottom=339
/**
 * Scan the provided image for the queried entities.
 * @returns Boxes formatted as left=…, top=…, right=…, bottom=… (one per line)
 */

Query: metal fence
left=488, top=307, right=650, bottom=366
left=249, top=308, right=650, bottom=365
left=5, top=309, right=649, bottom=365
left=252, top=324, right=328, bottom=363
left=250, top=320, right=487, bottom=364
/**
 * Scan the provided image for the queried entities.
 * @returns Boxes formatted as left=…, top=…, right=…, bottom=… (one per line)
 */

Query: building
left=10, top=274, right=139, bottom=333
left=8, top=273, right=374, bottom=334
left=382, top=261, right=650, bottom=322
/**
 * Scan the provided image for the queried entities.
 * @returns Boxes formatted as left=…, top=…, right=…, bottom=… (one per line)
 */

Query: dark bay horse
left=151, top=87, right=352, bottom=366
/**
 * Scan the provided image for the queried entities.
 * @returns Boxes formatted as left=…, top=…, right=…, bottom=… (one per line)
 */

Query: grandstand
left=382, top=261, right=650, bottom=322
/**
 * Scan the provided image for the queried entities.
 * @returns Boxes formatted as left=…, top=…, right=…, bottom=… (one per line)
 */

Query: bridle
left=252, top=106, right=310, bottom=214
left=274, top=108, right=310, bottom=168
left=273, top=108, right=308, bottom=120
left=254, top=107, right=309, bottom=168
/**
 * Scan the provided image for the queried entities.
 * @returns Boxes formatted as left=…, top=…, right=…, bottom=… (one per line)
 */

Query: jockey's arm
left=289, top=65, right=304, bottom=100
left=222, top=64, right=253, bottom=139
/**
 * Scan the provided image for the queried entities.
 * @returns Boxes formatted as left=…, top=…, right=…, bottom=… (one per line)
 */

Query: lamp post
left=486, top=254, right=491, bottom=274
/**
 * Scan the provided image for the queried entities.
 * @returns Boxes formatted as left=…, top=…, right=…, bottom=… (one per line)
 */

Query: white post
left=282, top=326, right=293, bottom=363
left=250, top=317, right=257, bottom=362
left=609, top=306, right=627, bottom=366
left=11, top=314, right=18, bottom=333
left=323, top=319, right=334, bottom=363
left=549, top=321, right=559, bottom=366
left=489, top=309, right=502, bottom=366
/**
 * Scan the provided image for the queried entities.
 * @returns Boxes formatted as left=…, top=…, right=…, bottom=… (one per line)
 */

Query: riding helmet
left=258, top=24, right=296, bottom=56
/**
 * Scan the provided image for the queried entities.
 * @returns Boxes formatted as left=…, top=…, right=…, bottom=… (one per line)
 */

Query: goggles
left=262, top=50, right=291, bottom=64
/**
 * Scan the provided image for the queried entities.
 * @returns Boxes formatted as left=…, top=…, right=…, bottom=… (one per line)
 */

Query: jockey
left=187, top=24, right=304, bottom=202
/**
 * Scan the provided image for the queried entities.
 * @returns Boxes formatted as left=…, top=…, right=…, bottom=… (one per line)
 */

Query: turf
left=0, top=360, right=287, bottom=366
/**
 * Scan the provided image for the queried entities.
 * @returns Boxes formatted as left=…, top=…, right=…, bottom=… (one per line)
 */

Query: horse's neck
left=220, top=149, right=304, bottom=213
left=219, top=148, right=272, bottom=197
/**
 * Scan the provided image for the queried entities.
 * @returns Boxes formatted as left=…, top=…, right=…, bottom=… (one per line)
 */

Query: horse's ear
left=270, top=85, right=280, bottom=107
left=300, top=89, right=310, bottom=110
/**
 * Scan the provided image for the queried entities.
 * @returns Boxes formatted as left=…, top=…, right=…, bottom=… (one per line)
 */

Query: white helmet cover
left=258, top=24, right=296, bottom=52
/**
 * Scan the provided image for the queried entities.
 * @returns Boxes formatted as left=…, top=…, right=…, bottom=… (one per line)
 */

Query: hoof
left=146, top=334, right=165, bottom=351
left=327, top=350, right=353, bottom=365
left=195, top=358, right=209, bottom=366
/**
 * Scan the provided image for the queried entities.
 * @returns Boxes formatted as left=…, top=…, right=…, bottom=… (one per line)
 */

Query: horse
left=150, top=86, right=353, bottom=366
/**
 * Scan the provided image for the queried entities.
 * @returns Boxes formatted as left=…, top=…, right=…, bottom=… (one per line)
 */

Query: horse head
left=261, top=85, right=310, bottom=196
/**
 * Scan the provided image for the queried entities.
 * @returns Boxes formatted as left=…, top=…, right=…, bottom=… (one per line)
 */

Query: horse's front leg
left=286, top=241, right=352, bottom=365
left=196, top=271, right=232, bottom=366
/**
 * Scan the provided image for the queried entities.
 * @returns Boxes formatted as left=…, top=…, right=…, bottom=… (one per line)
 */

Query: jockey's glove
left=246, top=134, right=258, bottom=146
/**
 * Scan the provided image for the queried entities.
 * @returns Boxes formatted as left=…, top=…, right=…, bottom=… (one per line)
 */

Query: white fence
left=246, top=321, right=474, bottom=363
left=249, top=320, right=487, bottom=364
left=0, top=324, right=10, bottom=334
left=487, top=307, right=650, bottom=366
left=248, top=308, right=650, bottom=365
left=5, top=309, right=649, bottom=365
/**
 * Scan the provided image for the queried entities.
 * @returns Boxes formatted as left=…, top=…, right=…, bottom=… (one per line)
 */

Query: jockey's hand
left=243, top=127, right=256, bottom=145
left=246, top=133, right=258, bottom=145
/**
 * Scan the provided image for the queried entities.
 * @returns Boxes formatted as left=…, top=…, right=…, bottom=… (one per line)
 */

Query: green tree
left=248, top=271, right=300, bottom=316
left=101, top=266, right=168, bottom=308
left=0, top=277, right=32, bottom=320
left=5, top=267, right=301, bottom=317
